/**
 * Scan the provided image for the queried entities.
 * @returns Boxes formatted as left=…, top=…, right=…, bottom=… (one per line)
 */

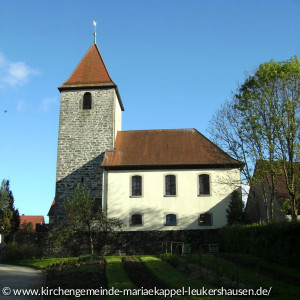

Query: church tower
left=54, top=39, right=124, bottom=221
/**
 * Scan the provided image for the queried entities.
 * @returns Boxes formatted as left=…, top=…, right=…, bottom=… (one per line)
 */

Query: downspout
left=102, top=167, right=108, bottom=216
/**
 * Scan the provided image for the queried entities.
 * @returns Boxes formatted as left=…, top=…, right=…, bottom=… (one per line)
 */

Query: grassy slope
left=163, top=253, right=299, bottom=300
left=105, top=256, right=145, bottom=300
left=15, top=254, right=300, bottom=300
left=140, top=256, right=226, bottom=300
left=16, top=257, right=78, bottom=269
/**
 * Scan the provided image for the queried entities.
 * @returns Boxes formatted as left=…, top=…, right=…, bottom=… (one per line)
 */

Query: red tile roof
left=59, top=44, right=115, bottom=89
left=58, top=43, right=124, bottom=111
left=19, top=215, right=45, bottom=231
left=102, top=129, right=243, bottom=168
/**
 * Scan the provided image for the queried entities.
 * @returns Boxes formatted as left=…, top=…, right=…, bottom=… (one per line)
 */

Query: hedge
left=219, top=221, right=300, bottom=267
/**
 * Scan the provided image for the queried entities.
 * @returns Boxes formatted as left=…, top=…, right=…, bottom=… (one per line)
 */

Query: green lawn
left=105, top=256, right=145, bottom=300
left=160, top=253, right=300, bottom=300
left=14, top=253, right=300, bottom=300
left=140, top=255, right=225, bottom=300
left=16, top=257, right=78, bottom=269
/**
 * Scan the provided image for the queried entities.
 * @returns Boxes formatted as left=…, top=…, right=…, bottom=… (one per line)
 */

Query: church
left=48, top=35, right=243, bottom=231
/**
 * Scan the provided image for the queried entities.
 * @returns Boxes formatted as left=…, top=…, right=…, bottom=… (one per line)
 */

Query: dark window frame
left=130, top=213, right=143, bottom=226
left=199, top=213, right=212, bottom=226
left=165, top=213, right=177, bottom=226
left=131, top=175, right=142, bottom=197
left=198, top=174, right=210, bottom=196
left=165, top=175, right=176, bottom=196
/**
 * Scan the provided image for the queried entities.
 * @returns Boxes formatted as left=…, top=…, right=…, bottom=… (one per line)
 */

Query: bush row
left=219, top=221, right=300, bottom=267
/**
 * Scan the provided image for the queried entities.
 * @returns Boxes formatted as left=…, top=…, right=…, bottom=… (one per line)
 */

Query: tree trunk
left=87, top=223, right=94, bottom=255
left=292, top=195, right=298, bottom=221
left=261, top=183, right=270, bottom=223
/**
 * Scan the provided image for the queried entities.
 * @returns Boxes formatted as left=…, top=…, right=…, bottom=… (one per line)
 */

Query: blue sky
left=0, top=0, right=299, bottom=221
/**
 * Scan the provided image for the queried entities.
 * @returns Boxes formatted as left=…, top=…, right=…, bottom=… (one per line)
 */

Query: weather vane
left=93, top=20, right=97, bottom=44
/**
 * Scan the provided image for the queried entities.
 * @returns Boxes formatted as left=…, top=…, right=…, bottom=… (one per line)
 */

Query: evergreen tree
left=0, top=179, right=20, bottom=234
left=226, top=190, right=246, bottom=225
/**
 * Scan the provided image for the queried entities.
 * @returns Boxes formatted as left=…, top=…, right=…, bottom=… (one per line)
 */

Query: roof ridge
left=94, top=44, right=116, bottom=85
left=119, top=128, right=196, bottom=133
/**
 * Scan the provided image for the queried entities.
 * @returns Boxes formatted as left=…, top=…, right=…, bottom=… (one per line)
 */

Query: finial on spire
left=93, top=20, right=97, bottom=44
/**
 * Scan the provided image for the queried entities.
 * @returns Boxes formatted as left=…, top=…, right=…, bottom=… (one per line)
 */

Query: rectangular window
left=165, top=175, right=176, bottom=196
left=131, top=176, right=142, bottom=196
left=199, top=174, right=210, bottom=195
left=199, top=213, right=212, bottom=226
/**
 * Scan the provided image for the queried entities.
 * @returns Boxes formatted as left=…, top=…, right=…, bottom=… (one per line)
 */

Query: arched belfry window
left=83, top=92, right=92, bottom=110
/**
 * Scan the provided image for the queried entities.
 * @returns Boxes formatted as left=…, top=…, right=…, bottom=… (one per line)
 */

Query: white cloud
left=40, top=97, right=58, bottom=111
left=0, top=52, right=39, bottom=87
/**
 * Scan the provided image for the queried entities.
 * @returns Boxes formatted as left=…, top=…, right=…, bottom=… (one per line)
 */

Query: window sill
left=130, top=196, right=143, bottom=198
left=129, top=224, right=144, bottom=227
left=164, top=195, right=177, bottom=197
left=197, top=194, right=211, bottom=197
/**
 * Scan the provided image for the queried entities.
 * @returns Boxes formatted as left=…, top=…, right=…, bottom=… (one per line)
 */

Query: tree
left=236, top=57, right=300, bottom=220
left=0, top=180, right=20, bottom=234
left=226, top=190, right=246, bottom=225
left=209, top=56, right=300, bottom=221
left=48, top=184, right=124, bottom=255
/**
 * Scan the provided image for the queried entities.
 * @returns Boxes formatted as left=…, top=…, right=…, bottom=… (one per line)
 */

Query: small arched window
left=130, top=213, right=143, bottom=226
left=83, top=92, right=92, bottom=110
left=165, top=214, right=177, bottom=226
left=199, top=174, right=210, bottom=195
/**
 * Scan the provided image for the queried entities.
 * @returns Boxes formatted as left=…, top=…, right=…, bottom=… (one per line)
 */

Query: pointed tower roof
left=59, top=44, right=124, bottom=110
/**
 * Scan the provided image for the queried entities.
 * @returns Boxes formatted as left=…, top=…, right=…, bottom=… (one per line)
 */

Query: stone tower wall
left=55, top=87, right=120, bottom=220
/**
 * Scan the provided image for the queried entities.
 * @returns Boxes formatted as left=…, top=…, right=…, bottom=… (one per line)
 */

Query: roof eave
left=102, top=163, right=243, bottom=170
left=58, top=84, right=125, bottom=111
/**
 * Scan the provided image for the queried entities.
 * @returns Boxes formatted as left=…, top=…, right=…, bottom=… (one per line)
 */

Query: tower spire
left=93, top=20, right=97, bottom=44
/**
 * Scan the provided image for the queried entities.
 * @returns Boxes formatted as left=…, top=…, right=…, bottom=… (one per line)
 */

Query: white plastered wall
left=106, top=168, right=241, bottom=231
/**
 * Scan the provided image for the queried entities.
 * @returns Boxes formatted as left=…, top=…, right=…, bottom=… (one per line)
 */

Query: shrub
left=220, top=221, right=300, bottom=267
left=1, top=242, right=42, bottom=262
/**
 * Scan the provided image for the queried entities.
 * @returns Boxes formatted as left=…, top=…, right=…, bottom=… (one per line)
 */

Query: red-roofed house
left=245, top=162, right=300, bottom=223
left=19, top=215, right=45, bottom=231
left=50, top=35, right=243, bottom=230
